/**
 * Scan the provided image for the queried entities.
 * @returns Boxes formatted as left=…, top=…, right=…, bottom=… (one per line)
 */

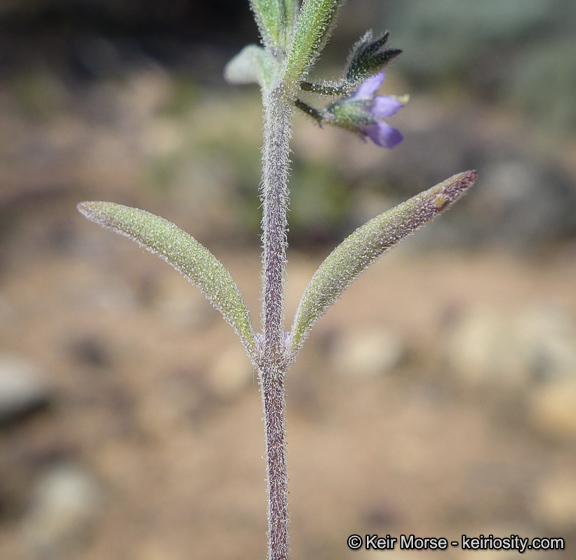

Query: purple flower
left=326, top=71, right=405, bottom=148
left=351, top=72, right=404, bottom=148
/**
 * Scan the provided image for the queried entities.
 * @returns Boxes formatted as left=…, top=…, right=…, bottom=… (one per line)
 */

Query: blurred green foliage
left=387, top=0, right=576, bottom=135
left=289, top=161, right=351, bottom=243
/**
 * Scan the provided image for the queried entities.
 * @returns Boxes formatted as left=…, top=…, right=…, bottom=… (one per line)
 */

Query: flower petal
left=371, top=95, right=404, bottom=118
left=353, top=71, right=385, bottom=99
left=365, top=122, right=403, bottom=148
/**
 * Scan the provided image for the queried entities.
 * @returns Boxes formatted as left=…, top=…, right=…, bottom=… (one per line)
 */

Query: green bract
left=345, top=30, right=402, bottom=86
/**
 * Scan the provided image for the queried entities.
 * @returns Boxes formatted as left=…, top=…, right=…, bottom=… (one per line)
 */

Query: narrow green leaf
left=281, top=0, right=299, bottom=46
left=289, top=171, right=477, bottom=352
left=78, top=202, right=257, bottom=359
left=250, top=0, right=281, bottom=50
left=250, top=0, right=298, bottom=52
left=285, top=0, right=344, bottom=85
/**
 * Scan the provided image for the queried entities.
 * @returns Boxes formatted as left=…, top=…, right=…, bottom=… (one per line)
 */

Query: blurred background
left=1, top=0, right=575, bottom=558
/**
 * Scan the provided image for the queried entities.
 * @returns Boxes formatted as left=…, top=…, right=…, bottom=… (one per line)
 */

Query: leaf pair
left=78, top=171, right=476, bottom=365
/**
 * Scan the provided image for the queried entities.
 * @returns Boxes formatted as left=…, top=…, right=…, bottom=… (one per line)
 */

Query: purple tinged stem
left=259, top=83, right=293, bottom=560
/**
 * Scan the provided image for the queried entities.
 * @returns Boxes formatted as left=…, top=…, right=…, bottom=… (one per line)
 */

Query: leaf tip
left=77, top=201, right=99, bottom=220
left=77, top=201, right=115, bottom=228
left=455, top=169, right=478, bottom=191
left=468, top=169, right=478, bottom=181
left=77, top=201, right=90, bottom=214
left=435, top=170, right=477, bottom=209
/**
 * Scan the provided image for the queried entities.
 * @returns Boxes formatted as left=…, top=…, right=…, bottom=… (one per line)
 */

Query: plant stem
left=261, top=84, right=292, bottom=358
left=259, top=83, right=293, bottom=560
left=260, top=360, right=289, bottom=560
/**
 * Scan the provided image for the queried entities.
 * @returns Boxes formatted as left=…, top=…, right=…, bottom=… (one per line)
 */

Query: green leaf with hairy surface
left=250, top=0, right=298, bottom=52
left=285, top=0, right=344, bottom=85
left=282, top=0, right=299, bottom=44
left=78, top=202, right=257, bottom=359
left=289, top=171, right=477, bottom=353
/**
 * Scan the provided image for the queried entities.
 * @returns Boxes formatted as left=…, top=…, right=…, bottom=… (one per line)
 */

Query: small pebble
left=331, top=328, right=406, bottom=378
left=0, top=355, right=50, bottom=423
left=20, top=462, right=102, bottom=560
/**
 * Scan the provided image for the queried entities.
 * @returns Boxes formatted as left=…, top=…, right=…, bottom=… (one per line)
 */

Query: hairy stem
left=259, top=83, right=293, bottom=560
left=261, top=84, right=292, bottom=357
left=259, top=360, right=289, bottom=560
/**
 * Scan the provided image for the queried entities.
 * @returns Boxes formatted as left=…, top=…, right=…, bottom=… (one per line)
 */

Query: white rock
left=0, top=355, right=50, bottom=422
left=331, top=328, right=406, bottom=378
left=444, top=305, right=576, bottom=389
left=20, top=463, right=102, bottom=560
